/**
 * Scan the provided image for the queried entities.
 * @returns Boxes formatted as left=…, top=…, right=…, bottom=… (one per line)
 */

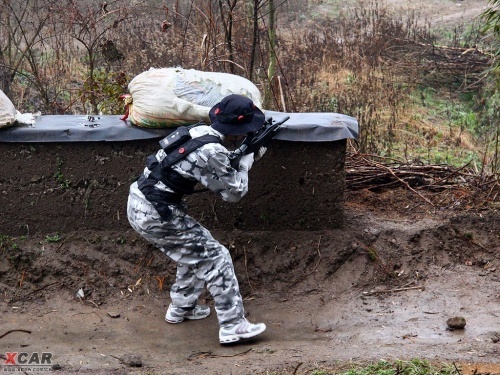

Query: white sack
left=126, top=67, right=262, bottom=128
left=0, top=89, right=17, bottom=128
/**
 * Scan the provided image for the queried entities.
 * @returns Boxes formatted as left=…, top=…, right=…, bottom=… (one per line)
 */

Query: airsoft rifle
left=229, top=116, right=290, bottom=163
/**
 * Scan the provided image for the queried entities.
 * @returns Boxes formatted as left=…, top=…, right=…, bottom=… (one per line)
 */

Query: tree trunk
left=0, top=48, right=11, bottom=96
left=265, top=0, right=277, bottom=108
left=249, top=0, right=259, bottom=81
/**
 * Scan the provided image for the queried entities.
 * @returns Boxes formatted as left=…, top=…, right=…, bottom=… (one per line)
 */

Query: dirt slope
left=1, top=187, right=499, bottom=374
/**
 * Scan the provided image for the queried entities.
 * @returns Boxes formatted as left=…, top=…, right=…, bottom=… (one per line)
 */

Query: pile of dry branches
left=345, top=152, right=499, bottom=207
left=391, top=40, right=494, bottom=91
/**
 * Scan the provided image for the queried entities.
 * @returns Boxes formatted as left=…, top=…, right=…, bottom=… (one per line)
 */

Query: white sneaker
left=219, top=318, right=266, bottom=344
left=165, top=304, right=211, bottom=324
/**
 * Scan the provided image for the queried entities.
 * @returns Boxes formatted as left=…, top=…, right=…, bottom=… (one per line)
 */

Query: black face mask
left=223, top=134, right=248, bottom=150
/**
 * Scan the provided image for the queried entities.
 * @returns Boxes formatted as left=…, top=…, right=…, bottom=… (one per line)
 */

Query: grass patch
left=265, top=359, right=462, bottom=375
left=339, top=360, right=458, bottom=375
left=391, top=88, right=483, bottom=166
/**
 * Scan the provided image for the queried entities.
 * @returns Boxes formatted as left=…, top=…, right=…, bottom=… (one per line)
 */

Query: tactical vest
left=137, top=125, right=220, bottom=221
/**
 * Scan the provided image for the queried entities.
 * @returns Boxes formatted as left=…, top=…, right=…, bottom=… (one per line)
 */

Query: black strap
left=137, top=132, right=221, bottom=221
left=161, top=135, right=221, bottom=168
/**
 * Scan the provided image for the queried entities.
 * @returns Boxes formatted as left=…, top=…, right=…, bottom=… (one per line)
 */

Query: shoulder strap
left=159, top=122, right=210, bottom=152
left=161, top=134, right=221, bottom=168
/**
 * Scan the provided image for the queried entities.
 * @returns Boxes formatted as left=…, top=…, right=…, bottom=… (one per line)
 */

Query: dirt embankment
left=0, top=185, right=498, bottom=374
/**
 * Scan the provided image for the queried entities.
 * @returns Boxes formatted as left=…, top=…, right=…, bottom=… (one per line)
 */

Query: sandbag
left=124, top=67, right=262, bottom=128
left=0, top=89, right=17, bottom=128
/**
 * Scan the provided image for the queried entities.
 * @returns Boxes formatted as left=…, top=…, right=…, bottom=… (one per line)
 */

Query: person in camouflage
left=127, top=94, right=267, bottom=344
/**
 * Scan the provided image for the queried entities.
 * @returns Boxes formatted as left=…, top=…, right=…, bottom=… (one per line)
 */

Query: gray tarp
left=0, top=111, right=358, bottom=143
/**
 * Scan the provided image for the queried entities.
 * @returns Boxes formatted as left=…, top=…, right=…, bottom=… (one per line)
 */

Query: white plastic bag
left=124, top=67, right=262, bottom=128
left=0, top=89, right=17, bottom=128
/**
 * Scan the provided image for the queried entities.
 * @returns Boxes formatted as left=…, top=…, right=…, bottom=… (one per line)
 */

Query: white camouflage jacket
left=142, top=124, right=249, bottom=203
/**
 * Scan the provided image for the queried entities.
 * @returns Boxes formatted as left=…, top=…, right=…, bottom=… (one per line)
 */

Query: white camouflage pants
left=127, top=182, right=244, bottom=326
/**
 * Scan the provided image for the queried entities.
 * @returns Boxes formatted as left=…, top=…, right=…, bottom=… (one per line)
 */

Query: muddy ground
left=0, top=176, right=499, bottom=374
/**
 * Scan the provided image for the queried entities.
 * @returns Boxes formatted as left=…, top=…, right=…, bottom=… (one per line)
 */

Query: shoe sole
left=219, top=324, right=266, bottom=344
left=165, top=317, right=184, bottom=324
left=165, top=312, right=211, bottom=324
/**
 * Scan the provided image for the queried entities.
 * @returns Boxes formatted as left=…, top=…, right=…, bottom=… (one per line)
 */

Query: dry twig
left=345, top=152, right=499, bottom=207
left=0, top=329, right=32, bottom=339
left=363, top=285, right=425, bottom=296
left=188, top=348, right=252, bottom=360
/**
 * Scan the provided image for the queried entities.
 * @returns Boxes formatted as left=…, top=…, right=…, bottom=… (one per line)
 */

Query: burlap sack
left=124, top=67, right=262, bottom=128
left=0, top=89, right=17, bottom=128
